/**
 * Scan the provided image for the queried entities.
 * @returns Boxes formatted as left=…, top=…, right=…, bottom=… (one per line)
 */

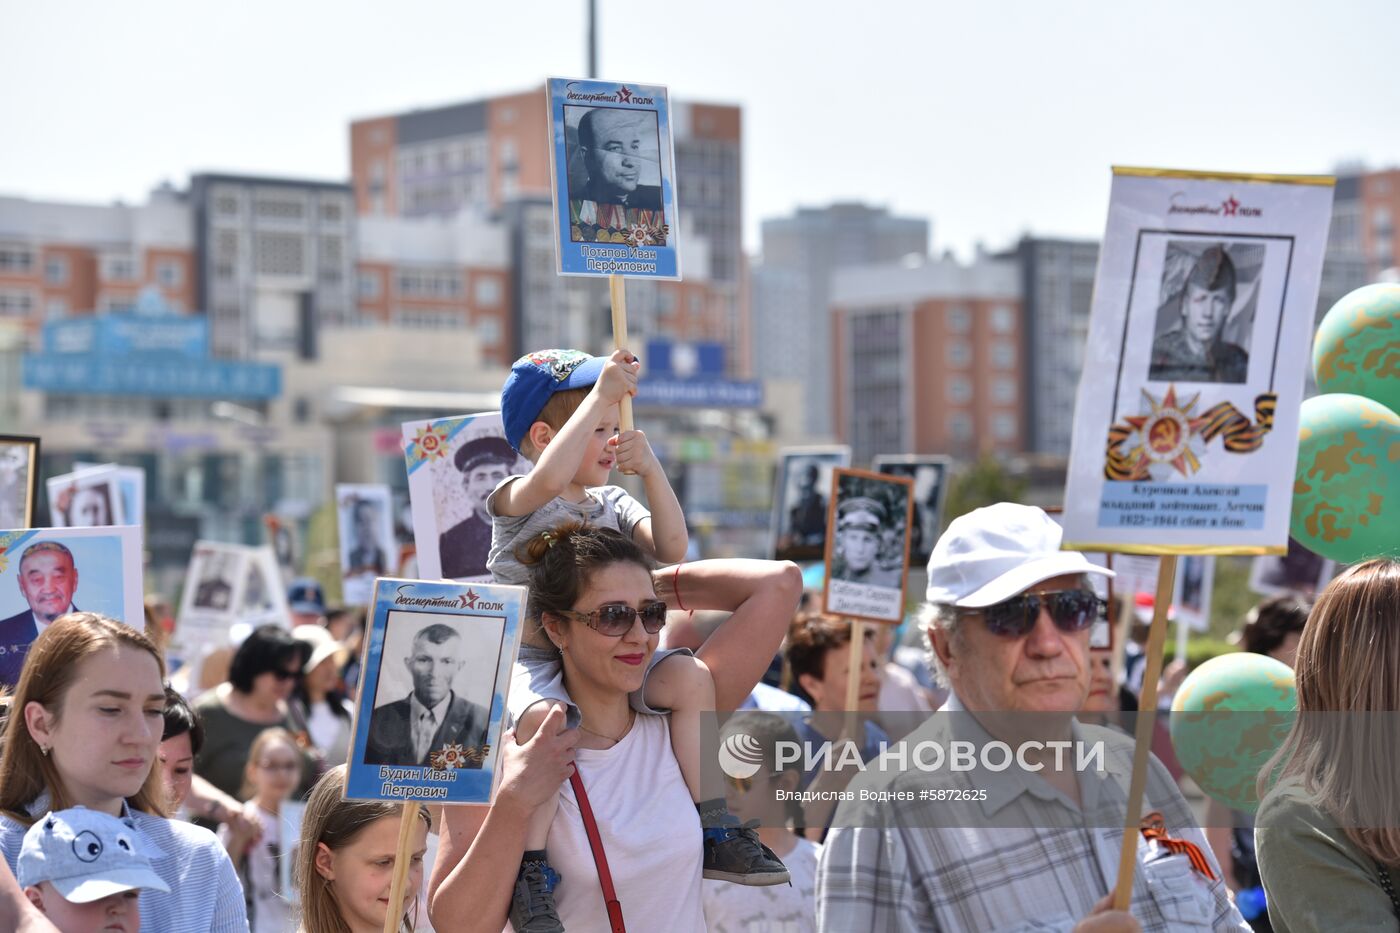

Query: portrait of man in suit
left=364, top=621, right=489, bottom=768
left=0, top=541, right=80, bottom=686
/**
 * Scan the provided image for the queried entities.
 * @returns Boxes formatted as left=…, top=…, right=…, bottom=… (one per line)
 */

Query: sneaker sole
left=703, top=868, right=791, bottom=886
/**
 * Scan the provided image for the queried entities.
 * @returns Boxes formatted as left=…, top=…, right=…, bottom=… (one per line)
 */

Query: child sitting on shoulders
left=489, top=348, right=788, bottom=932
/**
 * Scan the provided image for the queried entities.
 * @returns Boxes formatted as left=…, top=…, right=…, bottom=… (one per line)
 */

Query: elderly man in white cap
left=816, top=503, right=1248, bottom=933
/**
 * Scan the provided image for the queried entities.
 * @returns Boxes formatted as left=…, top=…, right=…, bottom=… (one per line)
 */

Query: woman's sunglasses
left=555, top=600, right=668, bottom=637
left=970, top=590, right=1105, bottom=639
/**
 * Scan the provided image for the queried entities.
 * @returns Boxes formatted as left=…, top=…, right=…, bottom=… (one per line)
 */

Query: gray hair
left=919, top=601, right=962, bottom=690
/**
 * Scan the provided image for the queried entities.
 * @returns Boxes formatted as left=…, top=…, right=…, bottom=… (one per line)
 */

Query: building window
left=947, top=305, right=971, bottom=334
left=156, top=260, right=182, bottom=287
left=950, top=413, right=973, bottom=441
left=44, top=256, right=68, bottom=285
left=947, top=340, right=971, bottom=367
left=256, top=234, right=306, bottom=276
left=0, top=290, right=34, bottom=315
left=993, top=377, right=1017, bottom=404
left=474, top=276, right=501, bottom=307
left=991, top=304, right=1015, bottom=334
left=103, top=254, right=138, bottom=281
left=992, top=341, right=1016, bottom=368
left=476, top=316, right=502, bottom=344
left=393, top=308, right=466, bottom=330
left=358, top=271, right=381, bottom=299
left=0, top=245, right=33, bottom=274
left=994, top=414, right=1018, bottom=441
left=320, top=200, right=343, bottom=223
left=214, top=194, right=240, bottom=216
left=46, top=298, right=68, bottom=319
left=255, top=198, right=305, bottom=221
left=103, top=296, right=135, bottom=314
left=948, top=376, right=973, bottom=404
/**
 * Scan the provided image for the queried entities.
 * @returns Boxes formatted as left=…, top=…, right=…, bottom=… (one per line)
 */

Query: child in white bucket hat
left=18, top=807, right=168, bottom=933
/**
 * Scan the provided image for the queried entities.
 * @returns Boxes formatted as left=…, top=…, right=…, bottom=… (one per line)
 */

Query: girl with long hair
left=1255, top=559, right=1400, bottom=931
left=0, top=612, right=247, bottom=931
left=296, top=765, right=430, bottom=933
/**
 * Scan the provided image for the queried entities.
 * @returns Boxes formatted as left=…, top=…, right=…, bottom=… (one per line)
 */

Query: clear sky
left=5, top=0, right=1399, bottom=257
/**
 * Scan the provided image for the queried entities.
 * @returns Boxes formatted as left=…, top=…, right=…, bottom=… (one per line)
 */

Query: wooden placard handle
left=382, top=802, right=419, bottom=933
left=608, top=274, right=636, bottom=435
left=1111, top=555, right=1179, bottom=910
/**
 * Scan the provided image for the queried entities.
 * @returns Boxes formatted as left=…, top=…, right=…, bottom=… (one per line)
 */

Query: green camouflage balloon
left=1313, top=283, right=1400, bottom=415
left=1290, top=393, right=1400, bottom=564
left=1170, top=652, right=1295, bottom=812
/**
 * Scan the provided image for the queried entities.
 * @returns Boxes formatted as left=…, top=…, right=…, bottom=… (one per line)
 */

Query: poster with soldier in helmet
left=401, top=412, right=533, bottom=582
left=1061, top=166, right=1335, bottom=554
left=822, top=468, right=914, bottom=624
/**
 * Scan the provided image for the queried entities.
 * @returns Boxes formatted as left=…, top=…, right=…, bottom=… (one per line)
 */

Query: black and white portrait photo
left=337, top=484, right=395, bottom=605
left=436, top=436, right=521, bottom=581
left=0, top=436, right=39, bottom=529
left=873, top=456, right=949, bottom=565
left=564, top=105, right=667, bottom=244
left=190, top=546, right=241, bottom=612
left=771, top=447, right=849, bottom=563
left=47, top=467, right=126, bottom=529
left=362, top=612, right=502, bottom=769
left=823, top=468, right=913, bottom=624
left=1250, top=537, right=1335, bottom=598
left=1148, top=240, right=1264, bottom=385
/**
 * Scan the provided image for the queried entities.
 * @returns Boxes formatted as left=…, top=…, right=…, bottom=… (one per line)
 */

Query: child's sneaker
left=510, top=854, right=564, bottom=932
left=701, top=818, right=791, bottom=886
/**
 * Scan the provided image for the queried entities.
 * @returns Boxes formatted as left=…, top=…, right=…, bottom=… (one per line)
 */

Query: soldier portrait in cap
left=823, top=468, right=914, bottom=623
left=832, top=497, right=904, bottom=589
left=438, top=435, right=521, bottom=580
left=1148, top=241, right=1261, bottom=384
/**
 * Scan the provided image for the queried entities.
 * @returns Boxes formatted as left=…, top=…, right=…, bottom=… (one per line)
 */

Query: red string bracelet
left=672, top=562, right=687, bottom=611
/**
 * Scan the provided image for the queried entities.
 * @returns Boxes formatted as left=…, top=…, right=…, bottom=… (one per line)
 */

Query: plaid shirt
left=816, top=697, right=1251, bottom=932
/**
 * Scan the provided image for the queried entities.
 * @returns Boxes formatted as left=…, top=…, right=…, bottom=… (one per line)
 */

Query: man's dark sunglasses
left=272, top=667, right=301, bottom=681
left=556, top=600, right=668, bottom=637
left=969, top=590, right=1105, bottom=638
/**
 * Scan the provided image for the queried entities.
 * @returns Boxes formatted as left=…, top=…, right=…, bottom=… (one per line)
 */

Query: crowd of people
left=0, top=347, right=1394, bottom=933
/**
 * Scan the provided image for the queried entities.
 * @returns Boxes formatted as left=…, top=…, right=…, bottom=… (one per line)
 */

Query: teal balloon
left=1171, top=653, right=1296, bottom=812
left=1313, top=283, right=1400, bottom=415
left=1290, top=393, right=1400, bottom=564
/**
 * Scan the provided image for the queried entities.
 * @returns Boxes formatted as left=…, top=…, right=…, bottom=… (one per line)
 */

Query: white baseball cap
left=925, top=503, right=1113, bottom=608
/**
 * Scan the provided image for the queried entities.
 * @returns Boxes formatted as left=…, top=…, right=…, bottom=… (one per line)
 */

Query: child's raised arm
left=491, top=349, right=638, bottom=517
left=616, top=429, right=688, bottom=564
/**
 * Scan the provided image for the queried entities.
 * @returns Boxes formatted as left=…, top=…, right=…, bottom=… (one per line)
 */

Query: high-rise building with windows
left=831, top=255, right=1023, bottom=465
left=190, top=173, right=357, bottom=359
left=753, top=203, right=929, bottom=438
left=1008, top=236, right=1099, bottom=456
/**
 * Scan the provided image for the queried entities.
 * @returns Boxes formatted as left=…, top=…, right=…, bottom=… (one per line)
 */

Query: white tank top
left=529, top=714, right=705, bottom=932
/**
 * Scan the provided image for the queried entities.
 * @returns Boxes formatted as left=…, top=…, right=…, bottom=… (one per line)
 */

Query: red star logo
left=617, top=86, right=632, bottom=103
left=463, top=588, right=479, bottom=608
left=1222, top=196, right=1240, bottom=216
left=1120, top=386, right=1212, bottom=477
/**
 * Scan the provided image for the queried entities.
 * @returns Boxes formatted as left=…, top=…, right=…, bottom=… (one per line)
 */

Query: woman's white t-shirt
left=702, top=836, right=821, bottom=932
left=522, top=714, right=704, bottom=932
